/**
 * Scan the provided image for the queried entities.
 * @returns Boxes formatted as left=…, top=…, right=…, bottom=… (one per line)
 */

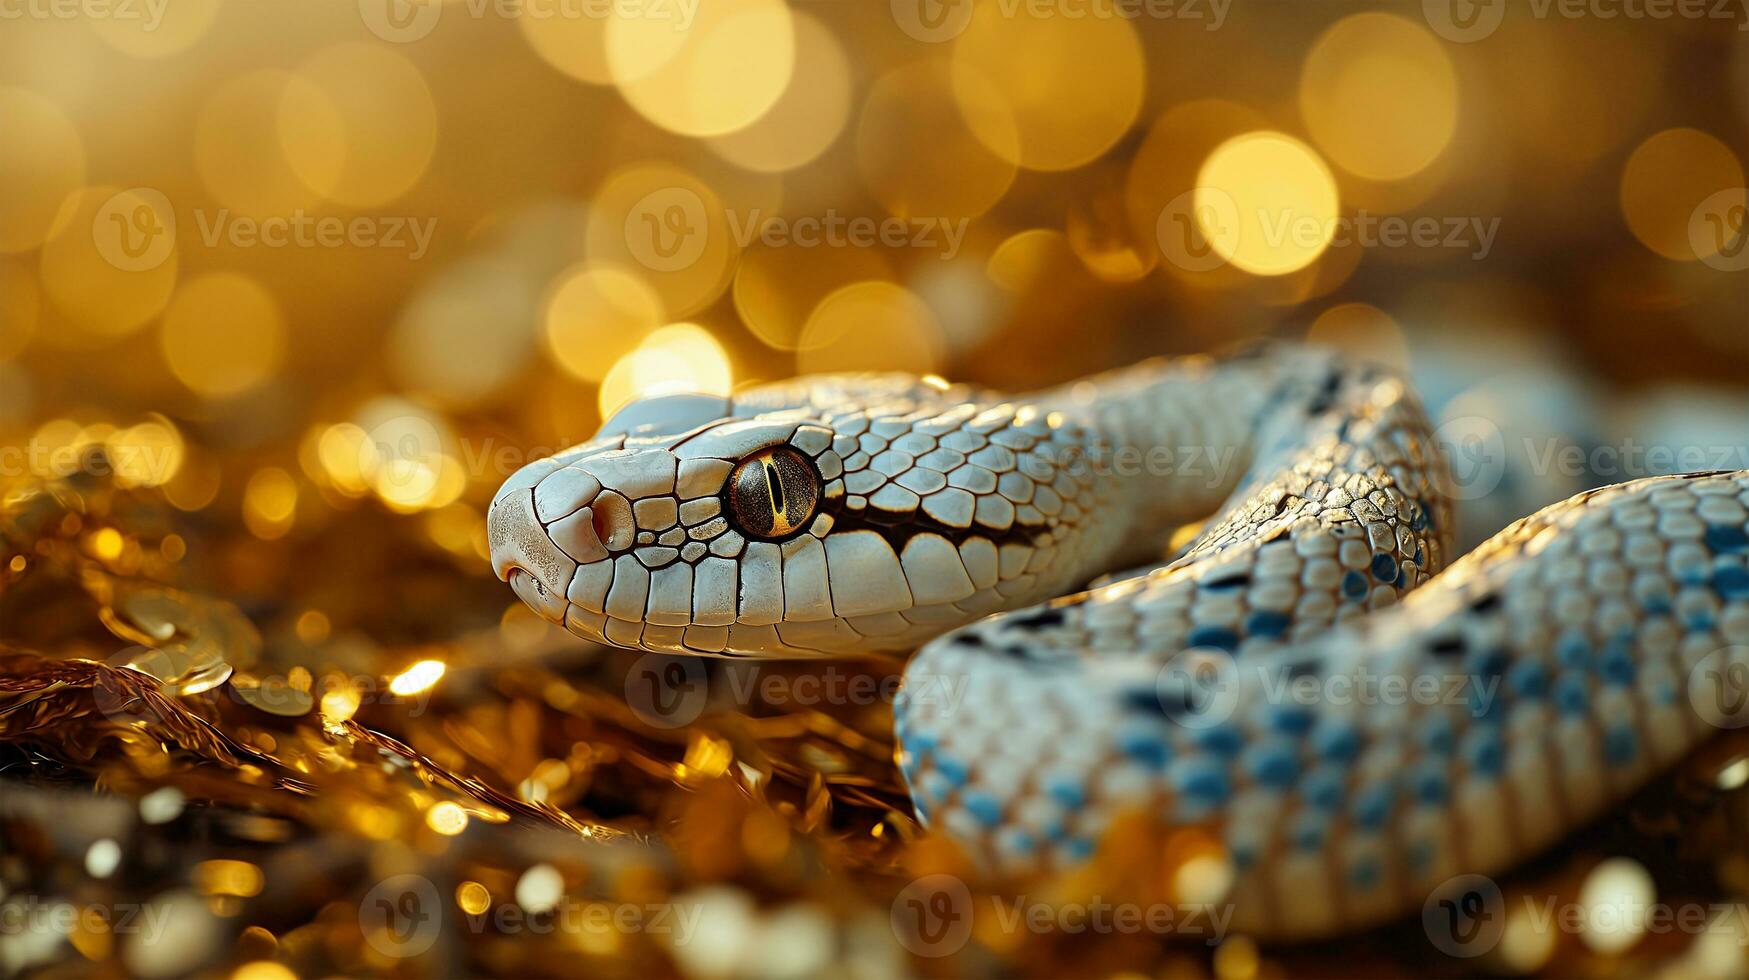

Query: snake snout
left=507, top=566, right=568, bottom=622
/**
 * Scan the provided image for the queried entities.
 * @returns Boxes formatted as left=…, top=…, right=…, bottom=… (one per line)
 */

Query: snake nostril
left=591, top=491, right=636, bottom=551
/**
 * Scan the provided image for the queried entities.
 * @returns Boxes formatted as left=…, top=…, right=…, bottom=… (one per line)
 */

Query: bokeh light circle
left=195, top=70, right=328, bottom=218
left=1620, top=128, right=1744, bottom=261
left=161, top=272, right=287, bottom=398
left=88, top=0, right=223, bottom=58
left=39, top=186, right=180, bottom=339
left=0, top=87, right=86, bottom=254
left=586, top=164, right=738, bottom=317
left=732, top=244, right=891, bottom=352
left=279, top=43, right=437, bottom=207
left=1194, top=132, right=1340, bottom=276
left=857, top=61, right=1018, bottom=220
left=518, top=0, right=614, bottom=84
left=950, top=3, right=1145, bottom=171
left=1301, top=13, right=1459, bottom=182
left=608, top=0, right=795, bottom=137
left=598, top=323, right=732, bottom=419
left=797, top=281, right=944, bottom=375
left=1306, top=302, right=1411, bottom=374
left=390, top=256, right=540, bottom=407
left=1688, top=187, right=1749, bottom=273
left=706, top=13, right=851, bottom=173
left=543, top=263, right=666, bottom=383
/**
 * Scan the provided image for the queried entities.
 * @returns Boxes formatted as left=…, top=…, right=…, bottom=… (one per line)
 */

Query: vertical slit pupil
left=729, top=447, right=819, bottom=540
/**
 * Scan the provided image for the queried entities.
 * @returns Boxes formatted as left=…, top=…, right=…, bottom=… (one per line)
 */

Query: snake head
left=489, top=388, right=1113, bottom=657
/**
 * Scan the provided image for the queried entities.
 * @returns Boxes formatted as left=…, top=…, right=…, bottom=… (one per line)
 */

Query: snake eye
left=727, top=446, right=819, bottom=540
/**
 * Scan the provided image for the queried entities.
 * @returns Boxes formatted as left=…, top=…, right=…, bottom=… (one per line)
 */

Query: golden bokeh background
left=0, top=0, right=1743, bottom=546
left=0, top=1, right=1746, bottom=977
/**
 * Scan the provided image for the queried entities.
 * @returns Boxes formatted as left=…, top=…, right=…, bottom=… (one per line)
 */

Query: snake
left=486, top=342, right=1749, bottom=939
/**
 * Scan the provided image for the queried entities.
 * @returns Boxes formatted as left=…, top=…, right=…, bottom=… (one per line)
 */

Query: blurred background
left=0, top=0, right=1745, bottom=977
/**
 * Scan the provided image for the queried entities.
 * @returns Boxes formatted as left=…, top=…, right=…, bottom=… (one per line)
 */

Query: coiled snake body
left=488, top=343, right=1749, bottom=938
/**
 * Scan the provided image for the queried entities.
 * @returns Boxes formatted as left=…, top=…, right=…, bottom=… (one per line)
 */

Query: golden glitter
left=243, top=468, right=298, bottom=540
left=194, top=860, right=265, bottom=898
left=231, top=964, right=297, bottom=980
left=426, top=801, right=469, bottom=835
left=389, top=658, right=446, bottom=696
left=456, top=881, right=492, bottom=916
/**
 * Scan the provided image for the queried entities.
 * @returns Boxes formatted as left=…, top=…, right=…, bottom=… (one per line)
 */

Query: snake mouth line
left=822, top=499, right=1057, bottom=554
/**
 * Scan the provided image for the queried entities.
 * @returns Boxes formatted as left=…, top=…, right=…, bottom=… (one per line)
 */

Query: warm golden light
left=705, top=14, right=851, bottom=173
left=543, top=263, right=666, bottom=382
left=597, top=323, right=732, bottom=418
left=426, top=801, right=469, bottom=836
left=1307, top=302, right=1411, bottom=374
left=1195, top=132, right=1341, bottom=276
left=38, top=186, right=179, bottom=339
left=857, top=61, right=1018, bottom=220
left=1301, top=13, right=1459, bottom=181
left=87, top=0, right=221, bottom=57
left=243, top=467, right=298, bottom=540
left=0, top=87, right=84, bottom=255
left=161, top=273, right=287, bottom=398
left=1578, top=857, right=1656, bottom=954
left=1620, top=128, right=1745, bottom=261
left=389, top=658, right=447, bottom=696
left=280, top=44, right=437, bottom=207
left=950, top=2, right=1145, bottom=171
left=608, top=0, right=795, bottom=137
left=797, top=281, right=944, bottom=375
left=195, top=70, right=330, bottom=219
